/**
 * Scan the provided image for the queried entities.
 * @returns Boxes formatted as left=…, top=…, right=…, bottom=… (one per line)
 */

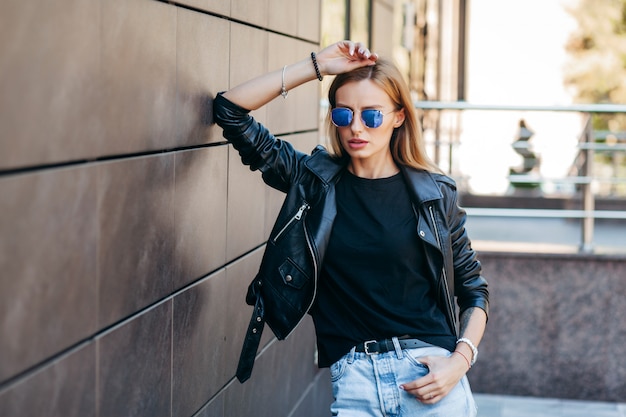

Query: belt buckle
left=363, top=340, right=377, bottom=355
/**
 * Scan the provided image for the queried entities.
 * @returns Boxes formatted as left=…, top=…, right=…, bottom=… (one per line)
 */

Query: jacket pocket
left=278, top=258, right=309, bottom=289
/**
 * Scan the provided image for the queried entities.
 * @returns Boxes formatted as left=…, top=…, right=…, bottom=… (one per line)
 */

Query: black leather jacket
left=214, top=93, right=489, bottom=383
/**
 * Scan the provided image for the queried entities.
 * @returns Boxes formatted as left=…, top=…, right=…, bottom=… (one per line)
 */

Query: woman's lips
left=347, top=138, right=368, bottom=149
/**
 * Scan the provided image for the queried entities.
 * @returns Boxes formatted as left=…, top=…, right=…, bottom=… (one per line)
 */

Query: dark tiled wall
left=469, top=251, right=626, bottom=402
left=0, top=1, right=332, bottom=416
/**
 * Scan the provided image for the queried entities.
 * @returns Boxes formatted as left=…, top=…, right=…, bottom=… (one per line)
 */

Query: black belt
left=355, top=338, right=434, bottom=355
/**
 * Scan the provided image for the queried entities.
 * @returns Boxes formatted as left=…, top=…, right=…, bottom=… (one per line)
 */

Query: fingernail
left=399, top=385, right=405, bottom=390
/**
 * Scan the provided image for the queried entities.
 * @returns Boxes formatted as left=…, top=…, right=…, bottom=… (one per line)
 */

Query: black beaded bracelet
left=311, top=52, right=323, bottom=81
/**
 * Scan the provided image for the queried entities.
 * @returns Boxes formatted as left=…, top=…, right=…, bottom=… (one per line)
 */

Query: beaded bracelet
left=310, top=52, right=323, bottom=81
left=456, top=338, right=478, bottom=366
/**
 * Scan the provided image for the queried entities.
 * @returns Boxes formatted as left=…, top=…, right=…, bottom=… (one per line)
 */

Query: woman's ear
left=394, top=108, right=406, bottom=127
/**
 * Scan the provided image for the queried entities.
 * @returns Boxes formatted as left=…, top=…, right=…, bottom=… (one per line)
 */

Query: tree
left=565, top=0, right=626, bottom=196
left=564, top=0, right=626, bottom=131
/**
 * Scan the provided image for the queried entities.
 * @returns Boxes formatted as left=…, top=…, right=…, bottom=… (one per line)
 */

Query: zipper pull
left=294, top=203, right=308, bottom=220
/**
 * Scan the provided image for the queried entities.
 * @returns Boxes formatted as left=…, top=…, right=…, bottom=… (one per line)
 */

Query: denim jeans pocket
left=403, top=353, right=430, bottom=371
left=403, top=346, right=451, bottom=371
left=330, top=354, right=349, bottom=382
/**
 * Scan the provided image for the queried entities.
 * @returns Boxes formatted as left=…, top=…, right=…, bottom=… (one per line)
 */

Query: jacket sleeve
left=443, top=183, right=490, bottom=319
left=213, top=92, right=307, bottom=193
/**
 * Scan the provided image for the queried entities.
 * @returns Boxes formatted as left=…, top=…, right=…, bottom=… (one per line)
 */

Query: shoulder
left=428, top=171, right=457, bottom=191
left=303, top=145, right=346, bottom=184
left=401, top=166, right=457, bottom=200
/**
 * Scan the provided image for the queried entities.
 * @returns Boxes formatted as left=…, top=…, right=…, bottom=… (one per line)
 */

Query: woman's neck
left=348, top=157, right=399, bottom=179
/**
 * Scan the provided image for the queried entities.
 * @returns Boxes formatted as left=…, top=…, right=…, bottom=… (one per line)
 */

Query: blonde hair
left=325, top=58, right=441, bottom=173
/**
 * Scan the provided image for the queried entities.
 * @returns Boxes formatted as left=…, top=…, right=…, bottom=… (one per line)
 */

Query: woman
left=214, top=40, right=488, bottom=416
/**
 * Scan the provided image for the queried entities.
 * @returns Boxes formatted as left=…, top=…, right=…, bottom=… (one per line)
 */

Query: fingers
left=338, top=40, right=377, bottom=61
left=318, top=40, right=378, bottom=76
left=399, top=382, right=441, bottom=404
left=399, top=372, right=434, bottom=401
left=399, top=355, right=459, bottom=404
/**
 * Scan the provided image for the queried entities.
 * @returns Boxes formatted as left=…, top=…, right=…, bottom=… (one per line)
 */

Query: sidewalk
left=475, top=394, right=626, bottom=417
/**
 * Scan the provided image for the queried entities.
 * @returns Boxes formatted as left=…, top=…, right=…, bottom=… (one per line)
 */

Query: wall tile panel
left=0, top=0, right=102, bottom=170
left=298, top=0, right=321, bottom=41
left=176, top=10, right=230, bottom=147
left=0, top=344, right=96, bottom=417
left=265, top=38, right=322, bottom=135
left=0, top=168, right=97, bottom=382
left=97, top=301, right=172, bottom=417
left=224, top=317, right=320, bottom=417
left=266, top=34, right=298, bottom=135
left=289, top=371, right=333, bottom=417
left=231, top=0, right=268, bottom=27
left=97, top=155, right=176, bottom=328
left=100, top=0, right=177, bottom=156
left=295, top=40, right=323, bottom=131
left=229, top=23, right=269, bottom=126
left=172, top=249, right=264, bottom=417
left=226, top=146, right=267, bottom=260
left=299, top=131, right=322, bottom=153
left=173, top=146, right=228, bottom=289
left=276, top=318, right=321, bottom=406
left=172, top=270, right=228, bottom=417
left=195, top=395, right=225, bottom=417
left=268, top=0, right=298, bottom=35
left=176, top=0, right=231, bottom=16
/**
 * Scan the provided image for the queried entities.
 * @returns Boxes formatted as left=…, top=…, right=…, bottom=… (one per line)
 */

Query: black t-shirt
left=310, top=170, right=455, bottom=367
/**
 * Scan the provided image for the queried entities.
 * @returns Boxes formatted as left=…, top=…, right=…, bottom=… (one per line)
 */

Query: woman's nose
left=350, top=112, right=364, bottom=132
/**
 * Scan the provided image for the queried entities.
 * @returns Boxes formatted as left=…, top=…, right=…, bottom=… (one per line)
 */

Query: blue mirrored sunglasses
left=331, top=107, right=388, bottom=129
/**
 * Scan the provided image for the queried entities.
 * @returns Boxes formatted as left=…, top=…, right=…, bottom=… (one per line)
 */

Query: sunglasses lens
left=361, top=110, right=384, bottom=128
left=331, top=108, right=386, bottom=128
left=331, top=108, right=353, bottom=127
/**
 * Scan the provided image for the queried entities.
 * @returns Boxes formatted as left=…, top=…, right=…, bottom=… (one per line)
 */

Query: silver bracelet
left=456, top=338, right=478, bottom=366
left=280, top=65, right=288, bottom=98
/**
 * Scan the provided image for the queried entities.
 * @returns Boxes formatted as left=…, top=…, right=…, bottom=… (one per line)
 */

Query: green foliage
left=564, top=0, right=626, bottom=116
left=565, top=0, right=626, bottom=196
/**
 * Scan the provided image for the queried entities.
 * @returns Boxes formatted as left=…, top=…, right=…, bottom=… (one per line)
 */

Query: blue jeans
left=329, top=338, right=477, bottom=417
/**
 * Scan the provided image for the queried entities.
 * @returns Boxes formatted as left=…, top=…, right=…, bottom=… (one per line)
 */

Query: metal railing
left=414, top=101, right=626, bottom=253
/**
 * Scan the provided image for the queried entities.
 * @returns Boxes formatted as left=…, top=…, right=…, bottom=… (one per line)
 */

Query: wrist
left=453, top=350, right=471, bottom=370
left=456, top=338, right=478, bottom=366
left=310, top=52, right=323, bottom=81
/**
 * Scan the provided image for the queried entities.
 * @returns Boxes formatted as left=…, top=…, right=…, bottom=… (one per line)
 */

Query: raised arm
left=222, top=40, right=378, bottom=111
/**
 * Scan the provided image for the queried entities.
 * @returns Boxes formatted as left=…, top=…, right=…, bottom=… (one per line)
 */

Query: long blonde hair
left=326, top=58, right=441, bottom=173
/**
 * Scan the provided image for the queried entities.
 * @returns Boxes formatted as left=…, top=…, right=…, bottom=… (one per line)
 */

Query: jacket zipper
left=285, top=209, right=318, bottom=339
left=271, top=203, right=309, bottom=244
left=428, top=204, right=459, bottom=336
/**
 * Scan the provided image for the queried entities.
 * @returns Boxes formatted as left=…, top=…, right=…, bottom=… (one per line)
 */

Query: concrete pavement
left=475, top=394, right=626, bottom=417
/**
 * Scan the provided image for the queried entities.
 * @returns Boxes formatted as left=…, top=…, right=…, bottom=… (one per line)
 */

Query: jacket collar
left=304, top=145, right=446, bottom=205
left=400, top=165, right=444, bottom=205
left=304, top=145, right=346, bottom=185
